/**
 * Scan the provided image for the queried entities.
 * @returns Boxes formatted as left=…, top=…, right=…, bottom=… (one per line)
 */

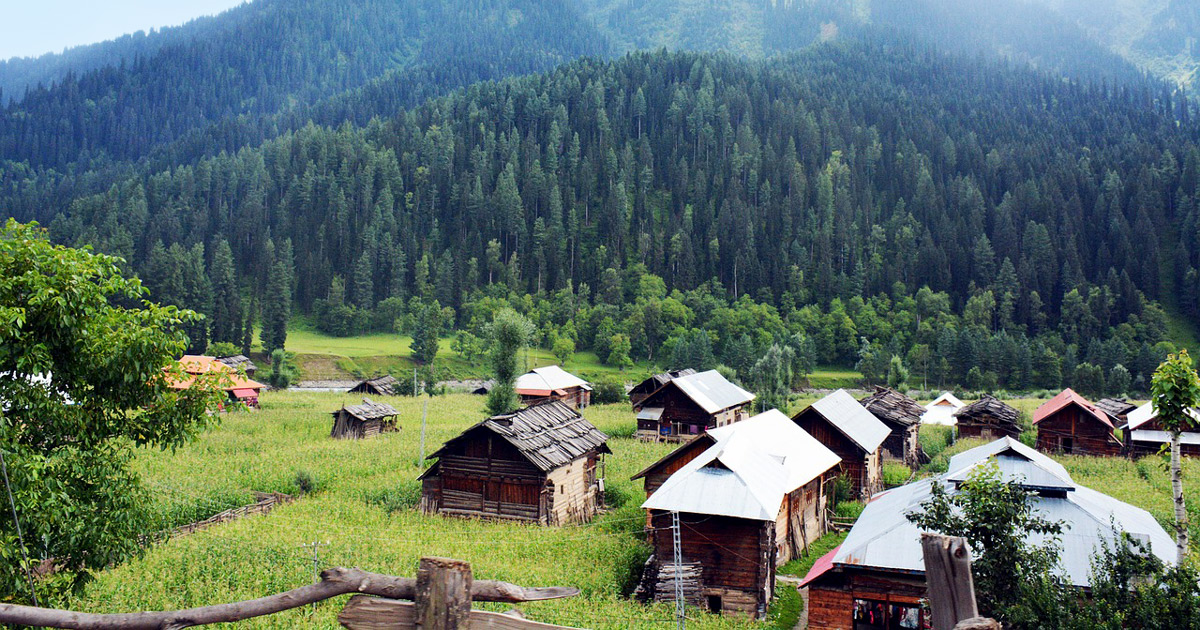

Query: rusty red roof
left=799, top=545, right=842, bottom=587
left=1033, top=388, right=1111, bottom=428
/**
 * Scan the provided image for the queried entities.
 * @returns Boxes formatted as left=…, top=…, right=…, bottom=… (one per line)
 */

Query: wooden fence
left=0, top=557, right=583, bottom=630
left=921, top=533, right=1000, bottom=630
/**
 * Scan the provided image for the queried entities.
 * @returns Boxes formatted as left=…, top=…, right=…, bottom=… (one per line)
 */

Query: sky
left=0, top=0, right=249, bottom=61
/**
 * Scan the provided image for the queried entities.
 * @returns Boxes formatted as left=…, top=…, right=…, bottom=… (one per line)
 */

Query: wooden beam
left=921, top=533, right=981, bottom=630
left=338, top=597, right=583, bottom=630
left=416, top=557, right=473, bottom=630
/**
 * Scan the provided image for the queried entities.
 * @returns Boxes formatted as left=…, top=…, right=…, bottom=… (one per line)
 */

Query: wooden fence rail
left=920, top=533, right=999, bottom=630
left=0, top=558, right=582, bottom=630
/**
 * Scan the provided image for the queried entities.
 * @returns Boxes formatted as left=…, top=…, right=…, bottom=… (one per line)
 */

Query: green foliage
left=208, top=341, right=239, bottom=357
left=882, top=462, right=912, bottom=487
left=592, top=378, right=628, bottom=405
left=484, top=309, right=535, bottom=416
left=265, top=349, right=298, bottom=389
left=0, top=220, right=223, bottom=602
left=409, top=299, right=452, bottom=366
left=751, top=343, right=794, bottom=412
left=607, top=333, right=633, bottom=371
left=918, top=424, right=954, bottom=461
left=766, top=583, right=803, bottom=629
left=261, top=239, right=293, bottom=354
left=886, top=355, right=909, bottom=390
left=1151, top=350, right=1200, bottom=435
left=551, top=334, right=576, bottom=367
left=777, top=531, right=848, bottom=577
left=833, top=501, right=865, bottom=521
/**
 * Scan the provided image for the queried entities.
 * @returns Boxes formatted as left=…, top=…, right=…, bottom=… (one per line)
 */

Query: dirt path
left=776, top=576, right=808, bottom=630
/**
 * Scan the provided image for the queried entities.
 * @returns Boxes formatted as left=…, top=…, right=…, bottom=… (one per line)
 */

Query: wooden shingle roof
left=1095, top=398, right=1137, bottom=423
left=349, top=375, right=400, bottom=396
left=953, top=395, right=1021, bottom=430
left=336, top=398, right=399, bottom=421
left=433, top=401, right=610, bottom=471
left=859, top=386, right=924, bottom=428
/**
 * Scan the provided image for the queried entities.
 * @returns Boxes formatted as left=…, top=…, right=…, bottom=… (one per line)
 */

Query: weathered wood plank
left=921, top=533, right=979, bottom=630
left=338, top=598, right=584, bottom=630
left=417, top=557, right=473, bottom=630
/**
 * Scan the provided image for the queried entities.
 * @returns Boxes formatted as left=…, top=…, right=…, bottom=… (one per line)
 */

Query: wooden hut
left=168, top=355, right=265, bottom=409
left=802, top=438, right=1174, bottom=630
left=629, top=369, right=697, bottom=407
left=792, top=390, right=889, bottom=499
left=1034, top=388, right=1122, bottom=456
left=330, top=398, right=400, bottom=439
left=1096, top=398, right=1137, bottom=428
left=633, top=369, right=755, bottom=441
left=637, top=409, right=841, bottom=618
left=349, top=375, right=401, bottom=396
left=419, top=401, right=610, bottom=525
left=953, top=395, right=1022, bottom=440
left=216, top=354, right=258, bottom=379
left=858, top=386, right=923, bottom=466
left=514, top=366, right=592, bottom=409
left=920, top=392, right=964, bottom=426
left=1122, top=402, right=1200, bottom=457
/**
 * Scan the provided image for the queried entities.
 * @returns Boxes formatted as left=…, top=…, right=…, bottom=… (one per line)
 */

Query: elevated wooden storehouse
left=802, top=438, right=1174, bottom=630
left=634, top=369, right=755, bottom=441
left=793, top=390, right=890, bottom=499
left=419, top=401, right=610, bottom=525
left=628, top=368, right=697, bottom=407
left=638, top=409, right=841, bottom=618
left=1123, top=402, right=1200, bottom=457
left=514, top=366, right=592, bottom=409
left=330, top=398, right=399, bottom=439
left=349, top=375, right=401, bottom=396
left=858, top=387, right=924, bottom=466
left=920, top=392, right=964, bottom=426
left=1034, top=388, right=1122, bottom=456
left=216, top=354, right=258, bottom=379
left=168, top=355, right=266, bottom=409
left=953, top=395, right=1022, bottom=440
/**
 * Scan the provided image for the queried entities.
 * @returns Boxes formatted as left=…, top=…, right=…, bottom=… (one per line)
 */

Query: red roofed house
left=1033, top=388, right=1121, bottom=456
left=168, top=355, right=266, bottom=409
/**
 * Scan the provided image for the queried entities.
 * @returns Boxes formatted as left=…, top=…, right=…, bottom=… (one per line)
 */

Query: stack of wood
left=634, top=555, right=703, bottom=606
left=953, top=396, right=1022, bottom=440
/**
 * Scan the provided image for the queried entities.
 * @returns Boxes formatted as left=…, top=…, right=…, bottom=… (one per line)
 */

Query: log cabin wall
left=427, top=433, right=548, bottom=522
left=806, top=570, right=928, bottom=630
left=638, top=386, right=716, bottom=439
left=1035, top=405, right=1121, bottom=456
left=649, top=511, right=775, bottom=617
left=958, top=418, right=1022, bottom=440
left=794, top=409, right=880, bottom=498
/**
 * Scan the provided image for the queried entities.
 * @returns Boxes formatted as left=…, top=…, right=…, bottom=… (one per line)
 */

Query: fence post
left=921, top=533, right=980, bottom=630
left=415, top=557, right=473, bottom=630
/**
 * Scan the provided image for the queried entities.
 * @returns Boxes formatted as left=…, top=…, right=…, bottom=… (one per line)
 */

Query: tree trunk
left=1173, top=430, right=1189, bottom=563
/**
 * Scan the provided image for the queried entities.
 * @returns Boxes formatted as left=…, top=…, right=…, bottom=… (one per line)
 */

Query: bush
left=365, top=482, right=423, bottom=513
left=293, top=469, right=320, bottom=495
left=592, top=378, right=627, bottom=404
left=209, top=341, right=238, bottom=357
left=831, top=474, right=854, bottom=506
left=919, top=424, right=954, bottom=460
left=882, top=462, right=912, bottom=487
left=834, top=501, right=865, bottom=520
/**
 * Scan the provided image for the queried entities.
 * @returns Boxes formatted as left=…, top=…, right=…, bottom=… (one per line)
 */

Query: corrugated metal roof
left=807, top=389, right=890, bottom=453
left=642, top=409, right=841, bottom=520
left=667, top=370, right=755, bottom=414
left=431, top=400, right=610, bottom=472
left=1125, top=401, right=1200, bottom=431
left=921, top=393, right=964, bottom=426
left=1034, top=388, right=1111, bottom=428
left=637, top=407, right=665, bottom=421
left=946, top=437, right=1073, bottom=490
left=828, top=438, right=1175, bottom=587
left=1130, top=429, right=1200, bottom=446
left=514, top=365, right=591, bottom=392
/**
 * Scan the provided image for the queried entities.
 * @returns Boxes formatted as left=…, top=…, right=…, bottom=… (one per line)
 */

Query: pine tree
left=262, top=239, right=293, bottom=354
left=485, top=309, right=536, bottom=416
left=209, top=237, right=242, bottom=345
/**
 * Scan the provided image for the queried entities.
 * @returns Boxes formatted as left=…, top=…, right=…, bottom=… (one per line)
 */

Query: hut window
left=706, top=595, right=721, bottom=613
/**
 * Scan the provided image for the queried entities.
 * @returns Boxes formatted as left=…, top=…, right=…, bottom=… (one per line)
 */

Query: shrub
left=365, top=482, right=423, bottom=513
left=209, top=341, right=239, bottom=357
left=293, top=469, right=320, bottom=495
left=834, top=501, right=865, bottom=520
left=882, top=462, right=912, bottom=487
left=592, top=378, right=627, bottom=404
left=919, top=425, right=954, bottom=461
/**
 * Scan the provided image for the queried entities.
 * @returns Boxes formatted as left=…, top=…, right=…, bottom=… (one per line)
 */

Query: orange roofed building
left=1033, top=388, right=1121, bottom=456
left=167, top=355, right=266, bottom=408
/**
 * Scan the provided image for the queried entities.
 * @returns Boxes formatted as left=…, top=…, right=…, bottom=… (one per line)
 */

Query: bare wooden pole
left=921, top=533, right=980, bottom=630
left=416, top=557, right=473, bottom=630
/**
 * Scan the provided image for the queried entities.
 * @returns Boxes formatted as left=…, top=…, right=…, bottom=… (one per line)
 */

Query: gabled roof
left=631, top=368, right=697, bottom=395
left=169, top=355, right=265, bottom=392
left=921, top=392, right=965, bottom=425
left=801, top=389, right=890, bottom=454
left=804, top=437, right=1174, bottom=588
left=1095, top=398, right=1137, bottom=423
left=640, top=369, right=755, bottom=414
left=860, top=387, right=925, bottom=428
left=642, top=409, right=840, bottom=521
left=1125, top=401, right=1200, bottom=431
left=216, top=354, right=257, bottom=373
left=1033, top=388, right=1112, bottom=428
left=928, top=392, right=965, bottom=409
left=952, top=395, right=1021, bottom=429
left=336, top=398, right=398, bottom=421
left=515, top=365, right=592, bottom=394
left=945, top=437, right=1073, bottom=492
left=430, top=401, right=609, bottom=472
left=350, top=375, right=400, bottom=396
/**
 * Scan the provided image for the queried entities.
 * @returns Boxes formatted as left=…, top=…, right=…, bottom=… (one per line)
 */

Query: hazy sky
left=0, top=1, right=249, bottom=61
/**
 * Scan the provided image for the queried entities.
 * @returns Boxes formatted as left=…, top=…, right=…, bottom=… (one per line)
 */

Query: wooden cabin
left=1034, top=388, right=1122, bottom=456
left=920, top=392, right=964, bottom=426
left=330, top=398, right=400, bottom=439
left=216, top=354, right=258, bottom=379
left=634, top=369, right=755, bottom=441
left=629, top=368, right=697, bottom=407
left=792, top=390, right=890, bottom=499
left=419, top=401, right=610, bottom=525
left=637, top=410, right=841, bottom=618
left=858, top=387, right=923, bottom=467
left=1123, top=402, right=1200, bottom=457
left=1096, top=398, right=1137, bottom=429
left=167, top=355, right=265, bottom=409
left=953, top=395, right=1022, bottom=440
left=802, top=438, right=1175, bottom=630
left=349, top=375, right=401, bottom=396
left=514, top=366, right=592, bottom=409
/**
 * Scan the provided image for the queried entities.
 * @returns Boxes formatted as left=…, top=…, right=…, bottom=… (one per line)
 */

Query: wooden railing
left=0, top=557, right=582, bottom=630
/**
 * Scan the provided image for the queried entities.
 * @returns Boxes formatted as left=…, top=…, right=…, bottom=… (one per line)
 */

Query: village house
left=1034, top=388, right=1122, bottom=456
left=637, top=409, right=841, bottom=618
left=628, top=368, right=697, bottom=407
left=1096, top=397, right=1137, bottom=429
left=792, top=390, right=890, bottom=498
left=348, top=375, right=401, bottom=396
left=419, top=401, right=609, bottom=525
left=953, top=395, right=1022, bottom=440
left=168, top=355, right=266, bottom=408
left=329, top=398, right=400, bottom=439
left=801, top=437, right=1174, bottom=630
left=633, top=369, right=755, bottom=441
left=514, top=365, right=592, bottom=409
left=216, top=354, right=258, bottom=379
left=1122, top=401, right=1200, bottom=457
left=919, top=392, right=964, bottom=426
left=858, top=386, right=924, bottom=466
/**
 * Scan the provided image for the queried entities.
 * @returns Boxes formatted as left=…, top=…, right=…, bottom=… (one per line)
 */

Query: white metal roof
left=643, top=409, right=841, bottom=521
left=666, top=369, right=755, bottom=414
left=945, top=437, right=1073, bottom=490
left=515, top=365, right=591, bottom=392
left=921, top=392, right=964, bottom=425
left=827, top=437, right=1174, bottom=587
left=1130, top=429, right=1200, bottom=446
left=808, top=389, right=890, bottom=453
left=637, top=407, right=665, bottom=421
left=1125, top=401, right=1200, bottom=431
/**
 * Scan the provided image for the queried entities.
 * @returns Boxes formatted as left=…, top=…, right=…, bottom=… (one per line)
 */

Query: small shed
left=858, top=387, right=924, bottom=466
left=330, top=398, right=400, bottom=439
left=514, top=366, right=592, bottom=409
left=801, top=437, right=1175, bottom=630
left=638, top=409, right=841, bottom=618
left=349, top=375, right=401, bottom=396
left=419, top=401, right=610, bottom=525
left=1123, top=402, right=1200, bottom=457
left=629, top=368, right=697, bottom=407
left=792, top=390, right=890, bottom=499
left=216, top=354, right=258, bottom=378
left=953, top=395, right=1022, bottom=440
left=1034, top=388, right=1122, bottom=456
left=920, top=392, right=964, bottom=426
left=633, top=369, right=755, bottom=441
